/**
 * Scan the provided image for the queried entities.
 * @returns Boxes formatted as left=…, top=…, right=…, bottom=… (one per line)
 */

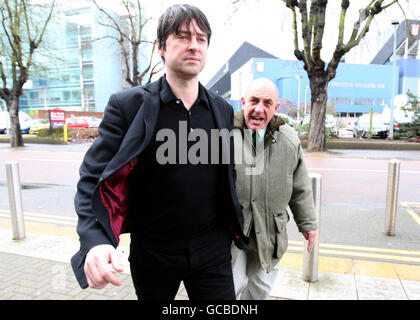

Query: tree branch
left=337, top=0, right=349, bottom=46
left=92, top=34, right=121, bottom=43
left=0, top=8, right=18, bottom=60
left=23, top=0, right=55, bottom=72
left=97, top=21, right=129, bottom=38
left=3, top=1, right=23, bottom=68
left=328, top=0, right=401, bottom=82
left=0, top=60, right=7, bottom=89
left=343, top=0, right=390, bottom=52
left=147, top=61, right=164, bottom=84
left=312, top=0, right=327, bottom=70
left=343, top=14, right=374, bottom=53
left=382, top=0, right=398, bottom=10
left=122, top=0, right=137, bottom=42
left=118, top=36, right=133, bottom=86
left=33, top=0, right=55, bottom=48
left=138, top=40, right=157, bottom=82
left=282, top=1, right=305, bottom=63
left=92, top=0, right=128, bottom=41
left=292, top=7, right=303, bottom=59
left=308, top=0, right=317, bottom=52
left=297, top=0, right=312, bottom=66
left=136, top=0, right=143, bottom=45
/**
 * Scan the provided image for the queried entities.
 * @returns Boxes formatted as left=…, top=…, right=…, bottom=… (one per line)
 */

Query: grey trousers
left=232, top=232, right=279, bottom=300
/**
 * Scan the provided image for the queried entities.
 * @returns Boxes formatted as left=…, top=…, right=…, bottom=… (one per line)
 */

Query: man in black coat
left=71, top=4, right=248, bottom=300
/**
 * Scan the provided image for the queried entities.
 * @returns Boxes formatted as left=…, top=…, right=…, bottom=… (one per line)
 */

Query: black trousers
left=128, top=224, right=235, bottom=300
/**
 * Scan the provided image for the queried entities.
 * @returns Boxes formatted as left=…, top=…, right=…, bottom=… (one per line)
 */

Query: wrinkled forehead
left=245, top=83, right=278, bottom=102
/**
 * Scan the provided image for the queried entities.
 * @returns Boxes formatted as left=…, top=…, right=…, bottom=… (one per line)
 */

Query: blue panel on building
left=385, top=59, right=420, bottom=96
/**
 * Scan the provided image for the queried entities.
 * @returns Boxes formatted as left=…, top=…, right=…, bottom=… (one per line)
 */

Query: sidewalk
left=0, top=219, right=419, bottom=300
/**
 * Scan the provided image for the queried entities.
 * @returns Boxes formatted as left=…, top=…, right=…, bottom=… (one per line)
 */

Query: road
left=0, top=142, right=420, bottom=265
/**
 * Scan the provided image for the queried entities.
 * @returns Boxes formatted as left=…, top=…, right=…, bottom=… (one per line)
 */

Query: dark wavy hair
left=157, top=4, right=212, bottom=55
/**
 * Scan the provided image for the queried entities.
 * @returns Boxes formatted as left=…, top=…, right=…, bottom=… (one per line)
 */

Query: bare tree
left=283, top=0, right=403, bottom=151
left=92, top=0, right=163, bottom=88
left=0, top=0, right=55, bottom=147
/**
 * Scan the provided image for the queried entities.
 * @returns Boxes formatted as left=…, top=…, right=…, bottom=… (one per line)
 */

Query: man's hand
left=84, top=244, right=124, bottom=289
left=302, top=230, right=317, bottom=253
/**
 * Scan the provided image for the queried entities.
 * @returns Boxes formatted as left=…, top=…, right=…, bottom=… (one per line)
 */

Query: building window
left=79, top=25, right=92, bottom=42
left=82, top=64, right=93, bottom=80
left=81, top=43, right=93, bottom=62
left=334, top=97, right=352, bottom=105
left=354, top=98, right=375, bottom=106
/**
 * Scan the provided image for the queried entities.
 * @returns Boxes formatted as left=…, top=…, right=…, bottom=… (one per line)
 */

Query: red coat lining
left=99, top=158, right=137, bottom=244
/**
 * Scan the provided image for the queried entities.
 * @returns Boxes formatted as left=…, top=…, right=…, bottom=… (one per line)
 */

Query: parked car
left=301, top=114, right=310, bottom=126
left=345, top=118, right=356, bottom=131
left=390, top=110, right=414, bottom=133
left=0, top=111, right=33, bottom=134
left=382, top=107, right=414, bottom=132
left=29, top=119, right=50, bottom=134
left=86, top=116, right=102, bottom=128
left=66, top=117, right=89, bottom=128
left=353, top=115, right=388, bottom=138
left=325, top=114, right=339, bottom=136
left=300, top=114, right=339, bottom=135
left=21, top=119, right=40, bottom=134
left=278, top=113, right=295, bottom=126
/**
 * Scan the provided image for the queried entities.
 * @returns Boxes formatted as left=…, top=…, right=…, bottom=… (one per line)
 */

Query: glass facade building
left=19, top=3, right=122, bottom=113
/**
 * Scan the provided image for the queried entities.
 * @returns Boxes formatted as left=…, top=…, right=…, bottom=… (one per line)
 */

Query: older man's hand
left=302, top=230, right=317, bottom=253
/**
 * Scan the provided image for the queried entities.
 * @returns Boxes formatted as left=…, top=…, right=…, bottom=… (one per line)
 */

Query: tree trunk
left=8, top=97, right=24, bottom=148
left=132, top=44, right=139, bottom=86
left=307, top=76, right=328, bottom=152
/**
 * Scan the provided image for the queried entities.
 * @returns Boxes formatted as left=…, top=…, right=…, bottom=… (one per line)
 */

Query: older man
left=232, top=78, right=318, bottom=300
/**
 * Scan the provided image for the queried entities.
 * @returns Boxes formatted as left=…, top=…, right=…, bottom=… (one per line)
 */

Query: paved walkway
left=0, top=218, right=419, bottom=300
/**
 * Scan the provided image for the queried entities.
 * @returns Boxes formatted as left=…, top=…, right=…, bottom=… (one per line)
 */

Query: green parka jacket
left=232, top=109, right=318, bottom=272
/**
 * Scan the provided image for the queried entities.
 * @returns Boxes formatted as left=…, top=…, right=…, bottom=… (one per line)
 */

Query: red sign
left=49, top=109, right=65, bottom=128
left=49, top=109, right=65, bottom=122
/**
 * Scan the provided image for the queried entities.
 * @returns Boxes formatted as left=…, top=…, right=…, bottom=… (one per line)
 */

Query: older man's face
left=242, top=81, right=279, bottom=131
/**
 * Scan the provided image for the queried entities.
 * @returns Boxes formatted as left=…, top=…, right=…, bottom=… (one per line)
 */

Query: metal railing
left=385, top=159, right=401, bottom=236
left=5, top=161, right=26, bottom=240
left=302, top=173, right=322, bottom=283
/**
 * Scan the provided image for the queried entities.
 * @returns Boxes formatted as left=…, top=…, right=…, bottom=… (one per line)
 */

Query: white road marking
left=308, top=167, right=420, bottom=174
left=20, top=158, right=81, bottom=163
